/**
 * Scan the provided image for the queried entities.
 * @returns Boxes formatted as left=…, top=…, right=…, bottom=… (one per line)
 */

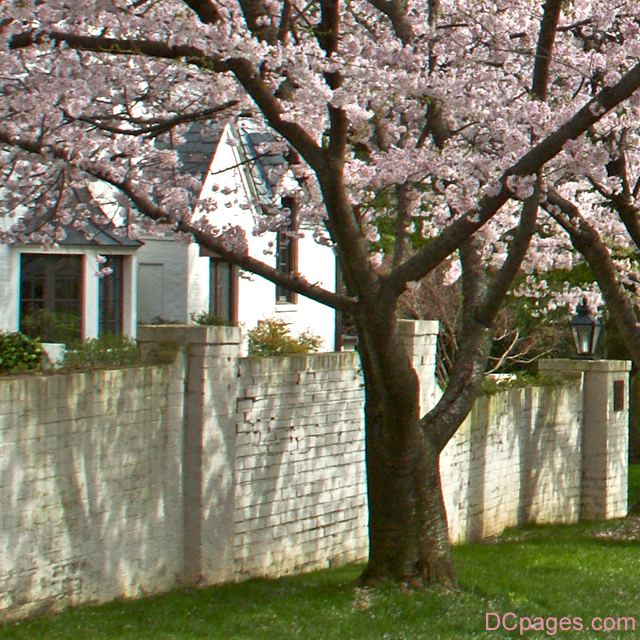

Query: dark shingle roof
left=57, top=222, right=142, bottom=246
left=25, top=186, right=142, bottom=247
left=161, top=122, right=287, bottom=204
left=25, top=218, right=142, bottom=247
left=171, top=124, right=225, bottom=183
left=238, top=130, right=287, bottom=205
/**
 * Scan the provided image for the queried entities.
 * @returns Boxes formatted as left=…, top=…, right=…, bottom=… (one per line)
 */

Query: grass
left=2, top=467, right=639, bottom=640
left=628, top=463, right=640, bottom=508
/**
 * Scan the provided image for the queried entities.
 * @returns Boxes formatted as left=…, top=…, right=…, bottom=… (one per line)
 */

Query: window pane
left=275, top=197, right=297, bottom=304
left=19, top=254, right=82, bottom=343
left=210, top=260, right=234, bottom=322
left=276, top=232, right=297, bottom=303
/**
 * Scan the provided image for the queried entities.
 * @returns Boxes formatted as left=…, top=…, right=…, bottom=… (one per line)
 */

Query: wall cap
left=539, top=358, right=632, bottom=373
left=137, top=324, right=241, bottom=346
left=397, top=319, right=440, bottom=336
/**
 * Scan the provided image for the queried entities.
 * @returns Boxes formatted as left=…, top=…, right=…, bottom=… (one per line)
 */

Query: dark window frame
left=209, top=258, right=238, bottom=323
left=275, top=197, right=298, bottom=304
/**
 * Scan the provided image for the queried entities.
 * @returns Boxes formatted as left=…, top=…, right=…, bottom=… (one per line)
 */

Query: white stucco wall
left=136, top=237, right=204, bottom=323
left=0, top=245, right=19, bottom=333
left=207, top=127, right=336, bottom=349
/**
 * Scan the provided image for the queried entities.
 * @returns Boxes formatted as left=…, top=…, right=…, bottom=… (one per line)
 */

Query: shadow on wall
left=0, top=366, right=184, bottom=620
left=443, top=382, right=582, bottom=544
left=515, top=385, right=581, bottom=527
left=629, top=370, right=640, bottom=463
left=229, top=355, right=367, bottom=580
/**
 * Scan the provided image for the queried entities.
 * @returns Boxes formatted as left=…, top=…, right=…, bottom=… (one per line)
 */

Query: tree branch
left=391, top=183, right=412, bottom=270
left=314, top=0, right=340, bottom=55
left=237, top=0, right=279, bottom=43
left=531, top=0, right=563, bottom=100
left=590, top=132, right=640, bottom=251
left=364, top=0, right=414, bottom=45
left=424, top=251, right=493, bottom=452
left=181, top=0, right=221, bottom=24
left=478, top=185, right=538, bottom=326
left=425, top=187, right=538, bottom=451
left=543, top=189, right=640, bottom=369
left=11, top=30, right=227, bottom=70
left=10, top=29, right=327, bottom=172
left=388, top=58, right=640, bottom=293
left=0, top=129, right=355, bottom=314
left=76, top=101, right=239, bottom=137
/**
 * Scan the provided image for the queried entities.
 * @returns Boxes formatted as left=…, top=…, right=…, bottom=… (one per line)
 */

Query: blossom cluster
left=0, top=0, right=639, bottom=312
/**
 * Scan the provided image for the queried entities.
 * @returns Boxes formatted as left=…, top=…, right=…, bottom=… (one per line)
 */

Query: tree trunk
left=356, top=321, right=456, bottom=588
left=355, top=303, right=495, bottom=589
left=415, top=437, right=456, bottom=587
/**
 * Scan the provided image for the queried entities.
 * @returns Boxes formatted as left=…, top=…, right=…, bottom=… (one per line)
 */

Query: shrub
left=20, top=309, right=81, bottom=345
left=0, top=332, right=42, bottom=374
left=247, top=317, right=322, bottom=356
left=63, top=334, right=139, bottom=369
left=480, top=371, right=571, bottom=395
left=190, top=310, right=234, bottom=326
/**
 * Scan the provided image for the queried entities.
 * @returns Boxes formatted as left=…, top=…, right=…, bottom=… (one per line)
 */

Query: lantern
left=569, top=298, right=602, bottom=358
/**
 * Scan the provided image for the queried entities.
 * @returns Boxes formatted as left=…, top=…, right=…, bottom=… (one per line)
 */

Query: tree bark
left=414, top=437, right=456, bottom=587
left=357, top=192, right=536, bottom=588
left=356, top=313, right=456, bottom=588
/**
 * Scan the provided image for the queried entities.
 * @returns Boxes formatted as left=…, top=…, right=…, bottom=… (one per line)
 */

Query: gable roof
left=24, top=218, right=142, bottom=247
left=237, top=129, right=286, bottom=206
left=24, top=186, right=142, bottom=247
left=51, top=221, right=143, bottom=247
left=167, top=122, right=287, bottom=206
left=171, top=124, right=225, bottom=184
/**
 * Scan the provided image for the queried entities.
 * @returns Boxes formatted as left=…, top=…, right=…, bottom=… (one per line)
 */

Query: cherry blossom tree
left=2, top=0, right=640, bottom=588
left=542, top=135, right=640, bottom=368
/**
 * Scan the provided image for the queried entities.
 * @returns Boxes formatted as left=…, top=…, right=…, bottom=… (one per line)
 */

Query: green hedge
left=247, top=317, right=322, bottom=357
left=63, top=335, right=139, bottom=369
left=0, top=332, right=43, bottom=374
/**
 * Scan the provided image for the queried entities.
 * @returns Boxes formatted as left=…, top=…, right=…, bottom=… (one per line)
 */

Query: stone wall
left=0, top=361, right=186, bottom=620
left=234, top=353, right=367, bottom=578
left=442, top=384, right=583, bottom=543
left=0, top=322, right=630, bottom=620
left=540, top=359, right=631, bottom=520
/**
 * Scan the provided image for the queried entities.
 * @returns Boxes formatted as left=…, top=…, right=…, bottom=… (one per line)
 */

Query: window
left=99, top=255, right=124, bottom=336
left=613, top=380, right=625, bottom=412
left=20, top=254, right=83, bottom=343
left=275, top=198, right=298, bottom=304
left=209, top=259, right=237, bottom=323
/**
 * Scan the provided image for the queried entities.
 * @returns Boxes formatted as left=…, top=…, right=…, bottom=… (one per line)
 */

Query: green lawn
left=1, top=467, right=639, bottom=639
left=628, top=463, right=640, bottom=508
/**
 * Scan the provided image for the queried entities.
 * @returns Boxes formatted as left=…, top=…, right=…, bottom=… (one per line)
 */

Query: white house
left=0, top=123, right=338, bottom=351
left=136, top=122, right=338, bottom=351
left=0, top=194, right=141, bottom=344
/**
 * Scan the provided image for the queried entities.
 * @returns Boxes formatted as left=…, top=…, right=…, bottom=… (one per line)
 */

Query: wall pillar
left=137, top=324, right=241, bottom=585
left=398, top=320, right=440, bottom=414
left=539, top=359, right=631, bottom=520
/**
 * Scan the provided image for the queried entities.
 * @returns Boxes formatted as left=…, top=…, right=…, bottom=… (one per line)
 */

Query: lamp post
left=569, top=298, right=602, bottom=359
